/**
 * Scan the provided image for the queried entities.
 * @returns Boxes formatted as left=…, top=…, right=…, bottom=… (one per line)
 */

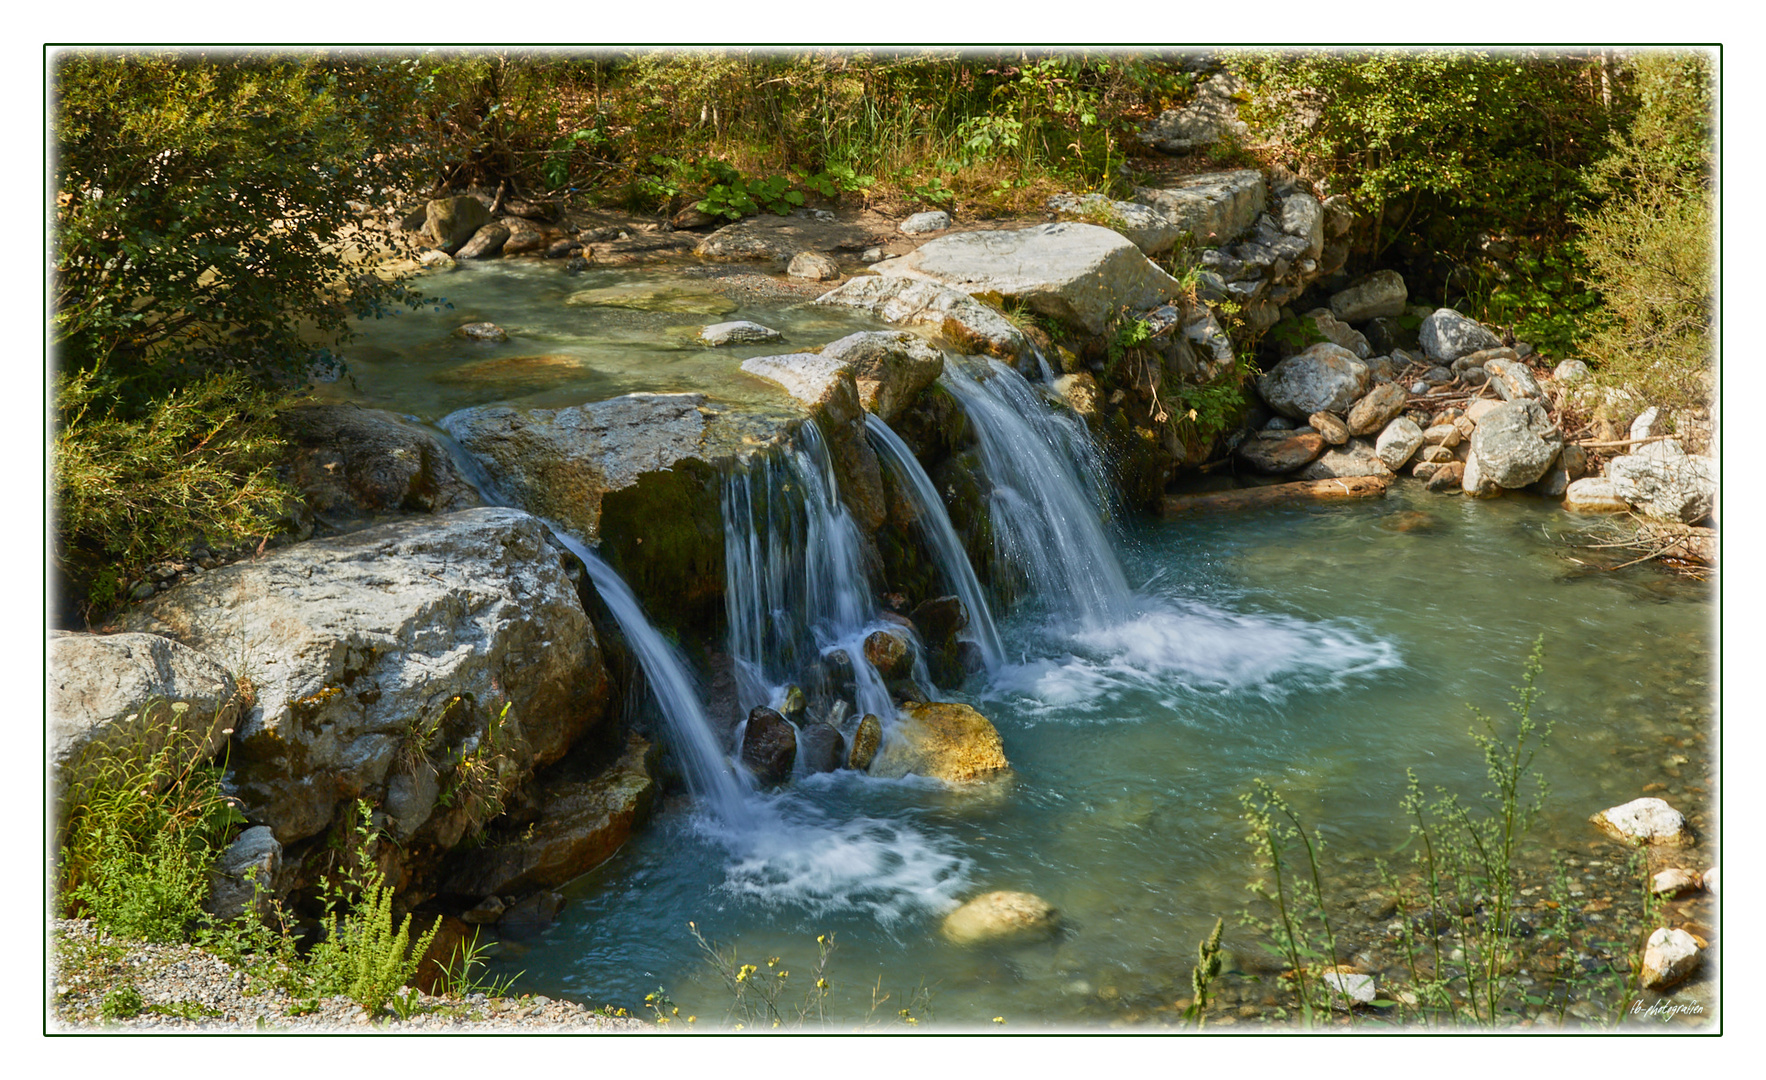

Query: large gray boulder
left=1046, top=193, right=1183, bottom=256
left=49, top=631, right=242, bottom=802
left=122, top=508, right=611, bottom=846
left=817, top=331, right=945, bottom=422
left=1257, top=342, right=1371, bottom=419
left=442, top=393, right=722, bottom=546
left=279, top=405, right=481, bottom=531
left=442, top=393, right=739, bottom=628
left=1465, top=400, right=1563, bottom=492
left=1138, top=72, right=1248, bottom=155
left=1606, top=442, right=1716, bottom=524
left=1329, top=270, right=1408, bottom=323
left=814, top=276, right=1027, bottom=363
left=870, top=222, right=1183, bottom=335
left=1419, top=308, right=1504, bottom=363
left=420, top=196, right=491, bottom=253
left=1134, top=169, right=1267, bottom=247
left=1280, top=193, right=1325, bottom=261
left=1295, top=439, right=1395, bottom=481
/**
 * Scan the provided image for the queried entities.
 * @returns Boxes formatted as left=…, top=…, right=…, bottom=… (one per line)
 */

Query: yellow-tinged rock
left=942, top=891, right=1058, bottom=946
left=869, top=701, right=1009, bottom=783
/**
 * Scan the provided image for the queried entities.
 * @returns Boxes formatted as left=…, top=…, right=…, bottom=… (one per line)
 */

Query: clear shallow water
left=316, top=261, right=883, bottom=420
left=488, top=483, right=1714, bottom=1027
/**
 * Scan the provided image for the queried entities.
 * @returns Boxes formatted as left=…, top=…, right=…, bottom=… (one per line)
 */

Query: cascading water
left=433, top=422, right=753, bottom=824
left=938, top=357, right=1133, bottom=631
left=722, top=421, right=927, bottom=730
left=550, top=532, right=755, bottom=825
left=864, top=414, right=1005, bottom=676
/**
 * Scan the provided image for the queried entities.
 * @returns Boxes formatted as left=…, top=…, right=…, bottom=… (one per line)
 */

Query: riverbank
left=49, top=918, right=647, bottom=1033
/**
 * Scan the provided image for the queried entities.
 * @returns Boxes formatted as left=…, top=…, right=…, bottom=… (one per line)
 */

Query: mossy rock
left=597, top=458, right=728, bottom=635
left=564, top=283, right=738, bottom=316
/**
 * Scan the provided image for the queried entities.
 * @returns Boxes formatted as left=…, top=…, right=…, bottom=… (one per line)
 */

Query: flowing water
left=337, top=264, right=1713, bottom=1028
left=315, top=260, right=883, bottom=418
left=495, top=485, right=1712, bottom=1027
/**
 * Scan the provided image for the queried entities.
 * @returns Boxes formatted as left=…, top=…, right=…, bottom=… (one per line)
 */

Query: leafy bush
left=52, top=51, right=427, bottom=386
left=52, top=366, right=296, bottom=619
left=302, top=803, right=441, bottom=1015
left=1576, top=53, right=1714, bottom=415
left=1234, top=50, right=1614, bottom=265
left=58, top=702, right=243, bottom=943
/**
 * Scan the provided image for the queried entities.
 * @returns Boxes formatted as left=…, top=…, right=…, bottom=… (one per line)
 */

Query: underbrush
left=54, top=709, right=511, bottom=1021
left=1234, top=639, right=1677, bottom=1029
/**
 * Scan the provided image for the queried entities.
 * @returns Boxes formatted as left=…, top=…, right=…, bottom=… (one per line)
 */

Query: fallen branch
left=1162, top=475, right=1389, bottom=515
left=1573, top=435, right=1673, bottom=450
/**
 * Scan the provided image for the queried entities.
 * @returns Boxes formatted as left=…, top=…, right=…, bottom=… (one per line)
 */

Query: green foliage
left=1183, top=917, right=1225, bottom=1028
left=1462, top=244, right=1601, bottom=360
left=1240, top=779, right=1349, bottom=1027
left=434, top=931, right=523, bottom=999
left=1234, top=50, right=1614, bottom=262
left=302, top=802, right=442, bottom=1016
left=1170, top=370, right=1252, bottom=443
left=1576, top=53, right=1714, bottom=416
left=53, top=51, right=428, bottom=385
left=53, top=366, right=297, bottom=620
left=1381, top=637, right=1554, bottom=1026
left=58, top=702, right=244, bottom=943
left=100, top=984, right=144, bottom=1021
left=1266, top=315, right=1329, bottom=355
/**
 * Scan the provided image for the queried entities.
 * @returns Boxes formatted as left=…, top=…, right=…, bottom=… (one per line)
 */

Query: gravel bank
left=49, top=919, right=649, bottom=1033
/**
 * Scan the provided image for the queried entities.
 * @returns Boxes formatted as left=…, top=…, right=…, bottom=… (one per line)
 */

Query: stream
left=335, top=260, right=1715, bottom=1028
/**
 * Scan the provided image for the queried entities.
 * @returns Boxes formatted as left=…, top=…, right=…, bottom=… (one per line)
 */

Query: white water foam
left=992, top=596, right=1403, bottom=717
left=691, top=795, right=973, bottom=926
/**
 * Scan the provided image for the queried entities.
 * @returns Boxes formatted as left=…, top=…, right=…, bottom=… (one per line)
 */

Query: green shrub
left=52, top=366, right=296, bottom=620
left=58, top=703, right=242, bottom=943
left=1576, top=53, right=1714, bottom=415
left=52, top=51, right=427, bottom=385
left=302, top=802, right=440, bottom=1016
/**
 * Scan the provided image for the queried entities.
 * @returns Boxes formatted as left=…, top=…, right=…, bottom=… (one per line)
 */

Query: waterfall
left=864, top=414, right=1005, bottom=676
left=722, top=421, right=920, bottom=729
left=939, top=357, right=1133, bottom=631
left=431, top=424, right=753, bottom=824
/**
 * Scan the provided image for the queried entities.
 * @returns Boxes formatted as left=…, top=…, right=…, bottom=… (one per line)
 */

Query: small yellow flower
left=993, top=1016, right=1006, bottom=1024
left=687, top=1016, right=697, bottom=1024
left=734, top=1023, right=744, bottom=1031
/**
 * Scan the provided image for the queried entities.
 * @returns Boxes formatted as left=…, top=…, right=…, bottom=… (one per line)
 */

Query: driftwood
left=1573, top=435, right=1673, bottom=450
left=1162, top=475, right=1389, bottom=515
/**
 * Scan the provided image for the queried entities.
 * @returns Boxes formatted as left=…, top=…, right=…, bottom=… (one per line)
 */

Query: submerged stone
left=869, top=701, right=1008, bottom=783
left=942, top=890, right=1059, bottom=946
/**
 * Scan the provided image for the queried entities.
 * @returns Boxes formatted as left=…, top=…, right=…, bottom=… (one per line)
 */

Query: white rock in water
left=1703, top=867, right=1719, bottom=895
left=1651, top=868, right=1703, bottom=897
left=786, top=251, right=841, bottom=280
left=900, top=210, right=951, bottom=235
left=1590, top=797, right=1693, bottom=846
left=1640, top=928, right=1702, bottom=990
left=872, top=222, right=1184, bottom=335
left=699, top=320, right=782, bottom=346
left=1323, top=969, right=1377, bottom=1008
left=1562, top=477, right=1632, bottom=514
